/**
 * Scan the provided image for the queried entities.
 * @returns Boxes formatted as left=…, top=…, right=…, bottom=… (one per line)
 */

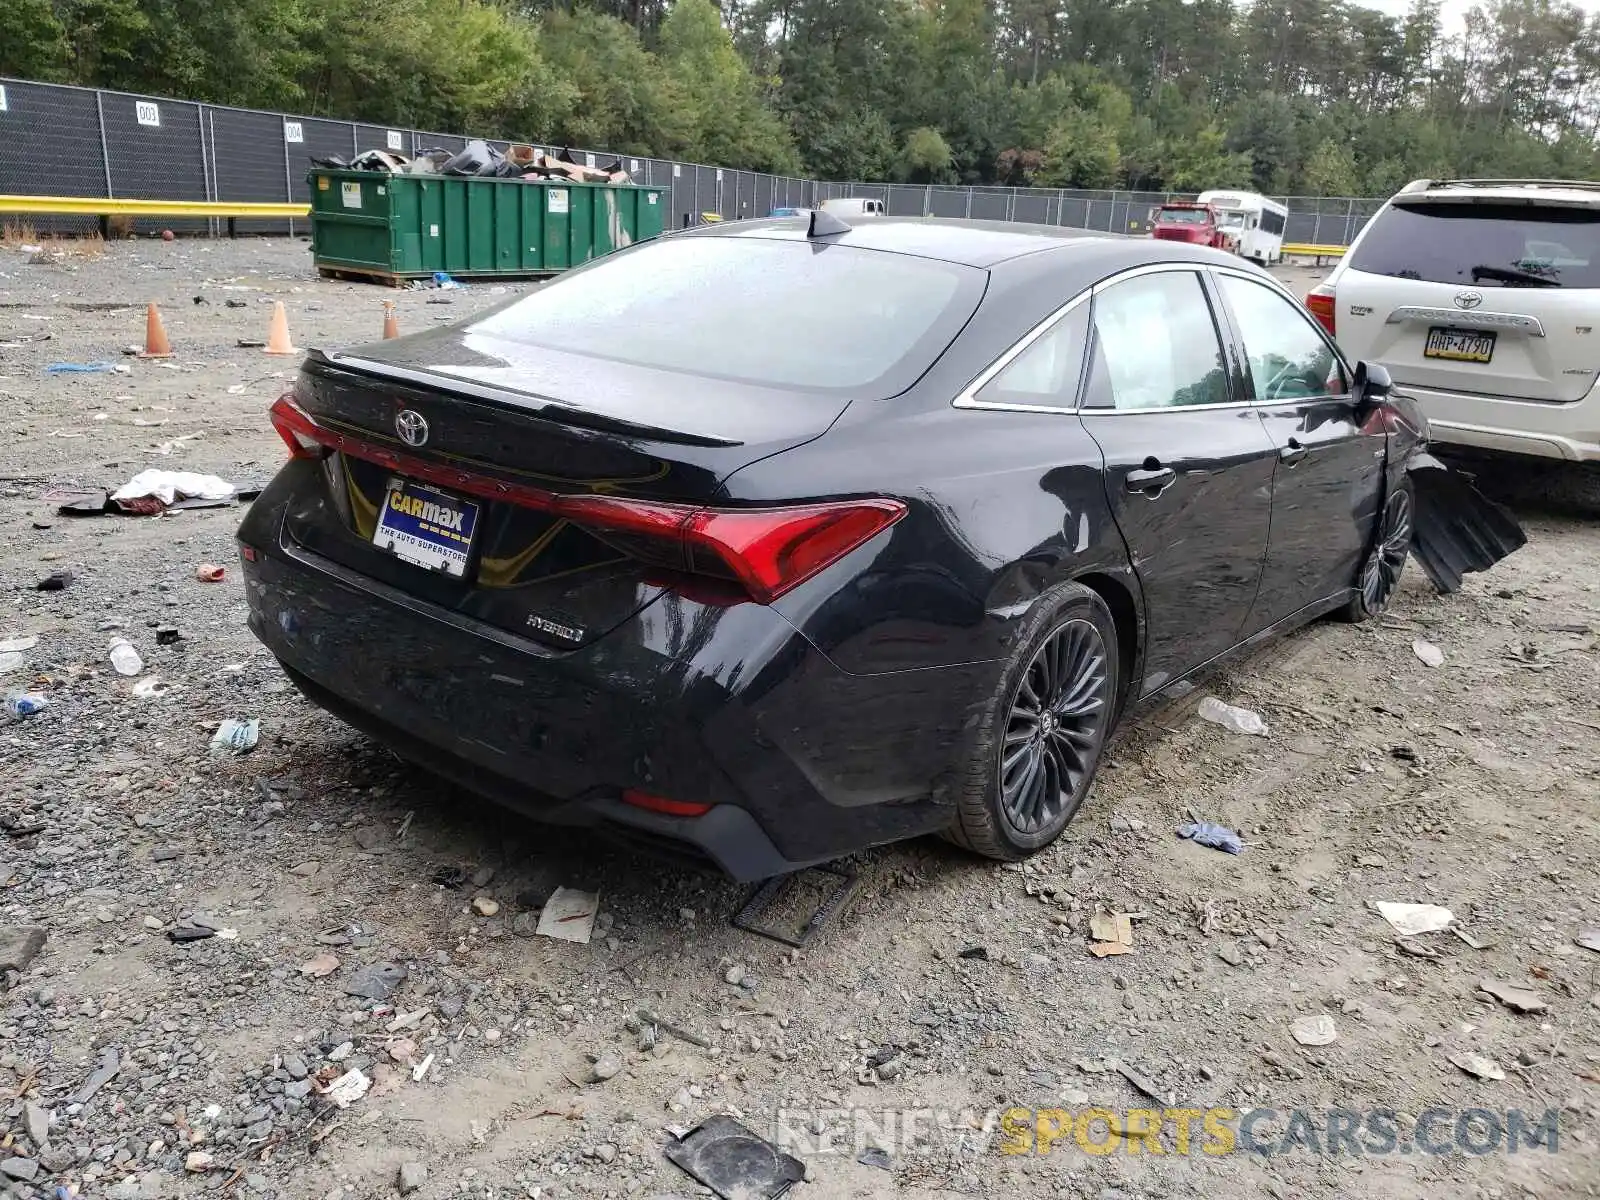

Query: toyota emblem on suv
left=1454, top=290, right=1483, bottom=310
left=395, top=409, right=429, bottom=447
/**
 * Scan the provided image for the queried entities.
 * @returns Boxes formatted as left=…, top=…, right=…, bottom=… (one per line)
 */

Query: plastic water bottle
left=108, top=636, right=143, bottom=676
left=1196, top=695, right=1269, bottom=737
left=4, top=692, right=48, bottom=718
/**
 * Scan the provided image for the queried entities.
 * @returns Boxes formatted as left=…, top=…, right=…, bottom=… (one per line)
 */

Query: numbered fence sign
left=387, top=130, right=403, bottom=150
left=584, top=153, right=596, bottom=168
left=0, top=86, right=8, bottom=113
left=283, top=121, right=304, bottom=144
left=136, top=101, right=160, bottom=127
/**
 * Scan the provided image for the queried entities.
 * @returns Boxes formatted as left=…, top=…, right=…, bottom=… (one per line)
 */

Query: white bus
left=1196, top=191, right=1288, bottom=265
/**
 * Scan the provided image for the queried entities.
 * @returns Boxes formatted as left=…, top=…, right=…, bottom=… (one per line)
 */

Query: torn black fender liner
left=1408, top=452, right=1527, bottom=594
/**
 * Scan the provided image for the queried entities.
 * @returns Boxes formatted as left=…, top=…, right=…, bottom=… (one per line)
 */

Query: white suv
left=1307, top=178, right=1600, bottom=464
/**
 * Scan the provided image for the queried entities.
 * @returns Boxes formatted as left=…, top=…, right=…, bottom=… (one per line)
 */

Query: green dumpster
left=307, top=170, right=666, bottom=284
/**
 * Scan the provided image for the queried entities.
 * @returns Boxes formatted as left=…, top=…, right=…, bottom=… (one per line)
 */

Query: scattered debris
left=155, top=625, right=182, bottom=645
left=1575, top=928, right=1600, bottom=954
left=411, top=1053, right=435, bottom=1082
left=184, top=1151, right=214, bottom=1173
left=131, top=676, right=173, bottom=698
left=858, top=1147, right=892, bottom=1170
left=398, top=1163, right=427, bottom=1195
left=1455, top=927, right=1497, bottom=951
left=45, top=361, right=122, bottom=374
left=957, top=945, right=989, bottom=961
left=664, top=1114, right=806, bottom=1200
left=535, top=886, right=599, bottom=943
left=1374, top=902, right=1454, bottom=937
left=587, top=1051, right=623, bottom=1083
left=300, top=952, right=340, bottom=978
left=1478, top=979, right=1548, bottom=1014
left=108, top=635, right=143, bottom=676
left=1394, top=937, right=1441, bottom=960
left=211, top=718, right=260, bottom=753
left=194, top=562, right=225, bottom=582
left=1089, top=910, right=1135, bottom=957
left=0, top=926, right=48, bottom=972
left=636, top=1008, right=712, bottom=1050
left=71, top=1047, right=120, bottom=1104
left=344, top=961, right=407, bottom=1001
left=1177, top=820, right=1244, bottom=854
left=3, top=692, right=48, bottom=718
left=0, top=635, right=39, bottom=654
left=1291, top=1014, right=1338, bottom=1047
left=36, top=570, right=74, bottom=591
left=1113, top=1060, right=1173, bottom=1106
left=431, top=866, right=466, bottom=890
left=1412, top=638, right=1445, bottom=667
left=731, top=864, right=858, bottom=948
left=471, top=896, right=500, bottom=917
left=110, top=469, right=236, bottom=515
left=322, top=1068, right=371, bottom=1108
left=1448, top=1051, right=1506, bottom=1081
left=1196, top=696, right=1268, bottom=736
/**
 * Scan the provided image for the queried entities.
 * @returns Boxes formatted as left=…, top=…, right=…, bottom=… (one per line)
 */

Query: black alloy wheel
left=1342, top=481, right=1414, bottom=622
left=999, top=618, right=1111, bottom=835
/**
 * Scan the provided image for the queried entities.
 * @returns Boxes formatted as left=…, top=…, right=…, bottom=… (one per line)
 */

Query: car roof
left=684, top=215, right=1243, bottom=270
left=1395, top=178, right=1600, bottom=209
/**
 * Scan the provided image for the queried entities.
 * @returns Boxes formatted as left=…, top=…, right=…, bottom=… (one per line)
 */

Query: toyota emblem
left=1454, top=290, right=1483, bottom=310
left=394, top=409, right=429, bottom=447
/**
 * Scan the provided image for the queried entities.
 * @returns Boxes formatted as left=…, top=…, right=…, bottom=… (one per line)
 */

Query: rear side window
left=1349, top=202, right=1600, bottom=289
left=470, top=236, right=983, bottom=395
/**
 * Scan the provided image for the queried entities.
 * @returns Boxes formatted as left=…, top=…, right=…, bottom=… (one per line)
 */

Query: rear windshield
left=1350, top=202, right=1600, bottom=289
left=470, top=235, right=983, bottom=395
left=1157, top=208, right=1209, bottom=224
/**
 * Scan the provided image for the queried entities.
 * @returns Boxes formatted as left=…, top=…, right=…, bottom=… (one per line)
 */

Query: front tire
left=1339, top=480, right=1413, bottom=622
left=945, top=583, right=1119, bottom=860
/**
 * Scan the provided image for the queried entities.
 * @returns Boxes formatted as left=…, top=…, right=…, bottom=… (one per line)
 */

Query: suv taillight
left=1306, top=286, right=1336, bottom=338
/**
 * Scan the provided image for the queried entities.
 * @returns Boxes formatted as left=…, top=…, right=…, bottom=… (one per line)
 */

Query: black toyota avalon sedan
left=240, top=215, right=1521, bottom=880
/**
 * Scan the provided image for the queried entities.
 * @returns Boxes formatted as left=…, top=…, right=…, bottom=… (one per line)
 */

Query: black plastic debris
left=35, top=570, right=74, bottom=591
left=431, top=866, right=466, bottom=891
left=731, top=864, right=857, bottom=948
left=344, top=961, right=407, bottom=1001
left=156, top=626, right=182, bottom=645
left=857, top=1147, right=892, bottom=1170
left=957, top=945, right=989, bottom=961
left=663, top=1115, right=805, bottom=1200
left=1407, top=452, right=1527, bottom=594
left=52, top=489, right=109, bottom=516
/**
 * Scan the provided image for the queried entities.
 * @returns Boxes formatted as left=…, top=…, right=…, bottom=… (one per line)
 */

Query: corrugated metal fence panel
left=0, top=78, right=106, bottom=234
left=212, top=107, right=293, bottom=234
left=101, top=92, right=209, bottom=233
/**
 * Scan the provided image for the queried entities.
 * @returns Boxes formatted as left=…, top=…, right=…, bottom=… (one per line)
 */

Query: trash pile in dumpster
left=310, top=140, right=633, bottom=184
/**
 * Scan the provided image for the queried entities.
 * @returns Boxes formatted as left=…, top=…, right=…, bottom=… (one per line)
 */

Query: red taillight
left=267, top=395, right=906, bottom=604
left=1306, top=288, right=1337, bottom=337
left=560, top=493, right=907, bottom=604
left=621, top=789, right=713, bottom=817
left=239, top=544, right=259, bottom=563
left=270, top=393, right=330, bottom=460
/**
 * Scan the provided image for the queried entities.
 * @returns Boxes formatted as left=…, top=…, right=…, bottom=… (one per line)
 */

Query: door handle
left=1280, top=437, right=1308, bottom=466
left=1125, top=465, right=1177, bottom=495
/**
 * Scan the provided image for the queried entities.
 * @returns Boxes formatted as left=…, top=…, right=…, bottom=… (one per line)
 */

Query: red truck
left=1148, top=202, right=1238, bottom=253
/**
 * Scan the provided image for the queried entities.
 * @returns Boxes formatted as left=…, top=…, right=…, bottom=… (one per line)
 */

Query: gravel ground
left=1, top=239, right=1597, bottom=1200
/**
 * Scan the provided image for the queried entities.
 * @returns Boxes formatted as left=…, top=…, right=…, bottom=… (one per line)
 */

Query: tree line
left=4, top=0, right=1598, bottom=196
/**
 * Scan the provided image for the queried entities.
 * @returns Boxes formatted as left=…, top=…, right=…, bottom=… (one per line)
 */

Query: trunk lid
left=1336, top=195, right=1600, bottom=403
left=281, top=342, right=850, bottom=651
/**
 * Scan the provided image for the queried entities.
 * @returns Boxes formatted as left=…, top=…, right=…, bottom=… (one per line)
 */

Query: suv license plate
left=373, top=477, right=479, bottom=577
left=1424, top=327, right=1496, bottom=363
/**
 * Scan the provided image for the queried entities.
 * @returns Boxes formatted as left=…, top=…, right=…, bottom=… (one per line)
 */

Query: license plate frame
left=372, top=476, right=480, bottom=578
left=1424, top=326, right=1496, bottom=364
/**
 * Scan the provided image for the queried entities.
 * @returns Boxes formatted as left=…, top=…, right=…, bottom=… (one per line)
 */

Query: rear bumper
left=238, top=481, right=987, bottom=879
left=1400, top=382, right=1600, bottom=462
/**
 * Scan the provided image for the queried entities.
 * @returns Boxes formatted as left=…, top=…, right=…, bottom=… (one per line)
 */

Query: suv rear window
left=471, top=235, right=983, bottom=395
left=1349, top=201, right=1600, bottom=289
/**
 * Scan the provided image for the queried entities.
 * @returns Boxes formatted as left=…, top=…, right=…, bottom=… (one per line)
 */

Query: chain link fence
left=0, top=76, right=1384, bottom=247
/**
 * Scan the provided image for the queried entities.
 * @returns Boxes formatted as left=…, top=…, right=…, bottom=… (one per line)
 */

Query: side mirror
left=1353, top=360, right=1393, bottom=404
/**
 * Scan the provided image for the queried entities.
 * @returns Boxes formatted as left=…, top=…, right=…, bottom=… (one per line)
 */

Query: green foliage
left=12, top=0, right=1600, bottom=191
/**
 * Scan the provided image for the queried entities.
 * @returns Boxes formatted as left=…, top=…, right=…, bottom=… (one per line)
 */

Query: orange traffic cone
left=264, top=301, right=296, bottom=356
left=138, top=303, right=173, bottom=359
left=382, top=301, right=399, bottom=340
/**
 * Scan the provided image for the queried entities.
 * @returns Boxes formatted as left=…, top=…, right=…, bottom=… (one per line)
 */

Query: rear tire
left=1339, top=480, right=1413, bottom=623
left=944, top=583, right=1119, bottom=861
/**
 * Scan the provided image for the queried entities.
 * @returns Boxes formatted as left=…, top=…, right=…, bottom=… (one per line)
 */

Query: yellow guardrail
left=1283, top=242, right=1347, bottom=261
left=0, top=195, right=310, bottom=219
